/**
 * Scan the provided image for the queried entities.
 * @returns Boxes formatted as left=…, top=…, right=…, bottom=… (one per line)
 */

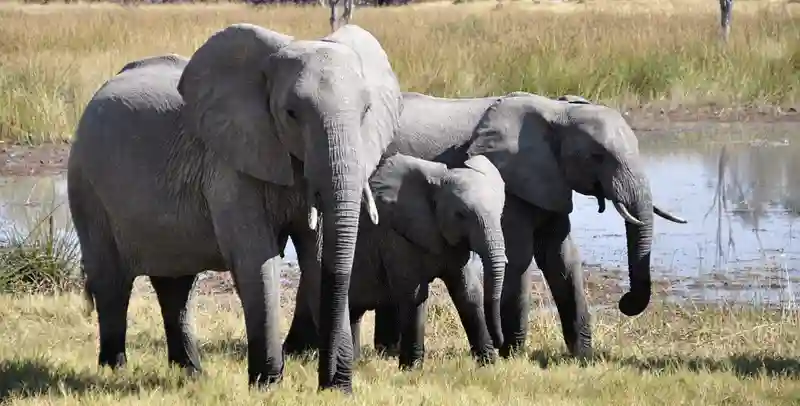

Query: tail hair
left=81, top=268, right=95, bottom=317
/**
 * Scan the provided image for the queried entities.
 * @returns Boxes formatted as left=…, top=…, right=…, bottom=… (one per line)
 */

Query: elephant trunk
left=315, top=118, right=364, bottom=388
left=608, top=168, right=654, bottom=317
left=478, top=223, right=506, bottom=349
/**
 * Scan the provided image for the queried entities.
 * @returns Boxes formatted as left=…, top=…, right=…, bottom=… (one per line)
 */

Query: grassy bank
left=0, top=0, right=797, bottom=144
left=1, top=286, right=799, bottom=405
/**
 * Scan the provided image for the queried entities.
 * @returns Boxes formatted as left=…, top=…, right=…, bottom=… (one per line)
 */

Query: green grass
left=0, top=199, right=81, bottom=295
left=1, top=287, right=800, bottom=405
left=0, top=0, right=798, bottom=144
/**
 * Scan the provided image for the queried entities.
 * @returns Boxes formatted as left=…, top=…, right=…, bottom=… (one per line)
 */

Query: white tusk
left=308, top=205, right=318, bottom=230
left=364, top=185, right=379, bottom=225
left=613, top=201, right=645, bottom=226
left=654, top=205, right=688, bottom=224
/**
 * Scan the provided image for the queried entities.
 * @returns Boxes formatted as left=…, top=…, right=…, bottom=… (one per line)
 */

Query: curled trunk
left=609, top=171, right=654, bottom=317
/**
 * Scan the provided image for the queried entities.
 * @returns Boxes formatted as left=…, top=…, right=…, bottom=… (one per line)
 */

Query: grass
left=0, top=191, right=81, bottom=295
left=1, top=285, right=800, bottom=405
left=0, top=0, right=798, bottom=144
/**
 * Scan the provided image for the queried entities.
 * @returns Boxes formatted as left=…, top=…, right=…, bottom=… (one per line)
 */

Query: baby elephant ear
left=369, top=154, right=449, bottom=255
left=557, top=94, right=592, bottom=105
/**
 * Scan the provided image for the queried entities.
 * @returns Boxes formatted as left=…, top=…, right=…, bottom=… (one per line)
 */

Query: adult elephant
left=68, top=23, right=402, bottom=393
left=284, top=91, right=686, bottom=360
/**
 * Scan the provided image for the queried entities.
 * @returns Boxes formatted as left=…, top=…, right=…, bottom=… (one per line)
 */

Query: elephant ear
left=369, top=154, right=449, bottom=255
left=467, top=94, right=573, bottom=214
left=322, top=25, right=403, bottom=181
left=557, top=94, right=592, bottom=105
left=177, top=23, right=295, bottom=186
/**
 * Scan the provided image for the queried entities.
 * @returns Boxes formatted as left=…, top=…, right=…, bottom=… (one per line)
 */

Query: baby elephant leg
left=442, top=263, right=496, bottom=366
left=397, top=286, right=428, bottom=370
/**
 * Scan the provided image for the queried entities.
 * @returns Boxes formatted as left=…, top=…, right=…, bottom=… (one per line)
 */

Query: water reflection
left=0, top=120, right=797, bottom=304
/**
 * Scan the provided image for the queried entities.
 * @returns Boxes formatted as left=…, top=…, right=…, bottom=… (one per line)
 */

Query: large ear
left=467, top=94, right=573, bottom=214
left=177, top=24, right=295, bottom=186
left=322, top=25, right=403, bottom=181
left=369, top=154, right=448, bottom=254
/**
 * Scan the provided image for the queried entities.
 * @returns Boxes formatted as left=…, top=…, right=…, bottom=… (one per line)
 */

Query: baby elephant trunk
left=479, top=226, right=507, bottom=349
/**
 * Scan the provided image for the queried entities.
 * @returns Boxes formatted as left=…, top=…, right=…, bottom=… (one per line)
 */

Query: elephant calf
left=322, top=153, right=507, bottom=369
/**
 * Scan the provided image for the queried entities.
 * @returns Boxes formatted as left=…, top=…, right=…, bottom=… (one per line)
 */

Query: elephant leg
left=442, top=266, right=496, bottom=366
left=207, top=176, right=284, bottom=388
left=150, top=274, right=202, bottom=375
left=533, top=213, right=591, bottom=358
left=397, top=286, right=427, bottom=370
left=499, top=195, right=536, bottom=358
left=373, top=303, right=400, bottom=357
left=92, top=274, right=135, bottom=369
left=349, top=307, right=366, bottom=362
left=284, top=223, right=323, bottom=357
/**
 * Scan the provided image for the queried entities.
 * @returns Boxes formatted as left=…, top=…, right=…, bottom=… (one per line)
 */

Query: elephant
left=67, top=23, right=402, bottom=393
left=316, top=152, right=506, bottom=369
left=283, top=91, right=687, bottom=361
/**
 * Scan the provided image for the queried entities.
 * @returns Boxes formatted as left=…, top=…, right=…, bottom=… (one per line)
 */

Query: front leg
left=442, top=263, right=496, bottom=366
left=397, top=289, right=427, bottom=370
left=284, top=222, right=323, bottom=357
left=373, top=304, right=401, bottom=357
left=349, top=307, right=366, bottom=363
left=206, top=173, right=284, bottom=388
left=533, top=213, right=592, bottom=358
left=498, top=195, right=536, bottom=358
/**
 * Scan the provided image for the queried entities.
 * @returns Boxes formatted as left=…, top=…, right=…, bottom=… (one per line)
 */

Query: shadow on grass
left=528, top=349, right=800, bottom=379
left=0, top=357, right=180, bottom=401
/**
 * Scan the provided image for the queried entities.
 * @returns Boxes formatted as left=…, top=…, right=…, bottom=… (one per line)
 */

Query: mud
left=2, top=115, right=800, bottom=306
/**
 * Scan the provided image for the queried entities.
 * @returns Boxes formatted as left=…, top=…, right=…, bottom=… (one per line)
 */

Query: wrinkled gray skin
left=67, top=23, right=402, bottom=393
left=284, top=91, right=687, bottom=360
left=331, top=153, right=508, bottom=369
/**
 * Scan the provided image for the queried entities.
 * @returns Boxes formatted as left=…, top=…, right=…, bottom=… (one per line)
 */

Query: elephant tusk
left=613, top=201, right=645, bottom=226
left=308, top=205, right=319, bottom=230
left=364, top=185, right=379, bottom=225
left=653, top=205, right=688, bottom=224
left=307, top=186, right=319, bottom=231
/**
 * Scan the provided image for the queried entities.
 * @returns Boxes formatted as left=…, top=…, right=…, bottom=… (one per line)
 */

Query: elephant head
left=369, top=153, right=507, bottom=347
left=177, top=23, right=402, bottom=386
left=467, top=93, right=686, bottom=318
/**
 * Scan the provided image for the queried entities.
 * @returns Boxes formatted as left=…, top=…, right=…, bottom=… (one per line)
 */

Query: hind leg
left=69, top=169, right=133, bottom=369
left=151, top=274, right=202, bottom=375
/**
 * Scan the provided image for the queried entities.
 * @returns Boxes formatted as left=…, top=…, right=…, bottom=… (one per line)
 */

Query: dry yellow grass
left=1, top=279, right=800, bottom=405
left=0, top=0, right=798, bottom=144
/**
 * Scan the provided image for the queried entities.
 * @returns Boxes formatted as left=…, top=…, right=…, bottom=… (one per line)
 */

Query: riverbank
left=1, top=286, right=799, bottom=405
left=1, top=1, right=798, bottom=144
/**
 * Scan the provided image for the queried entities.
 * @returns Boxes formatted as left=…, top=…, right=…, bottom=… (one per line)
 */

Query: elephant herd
left=67, top=23, right=687, bottom=394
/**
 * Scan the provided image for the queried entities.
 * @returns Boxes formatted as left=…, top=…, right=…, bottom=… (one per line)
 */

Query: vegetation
left=0, top=200, right=80, bottom=295
left=0, top=285, right=798, bottom=405
left=0, top=0, right=798, bottom=144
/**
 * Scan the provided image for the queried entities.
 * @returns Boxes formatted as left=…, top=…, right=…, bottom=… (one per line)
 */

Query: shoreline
left=1, top=105, right=798, bottom=177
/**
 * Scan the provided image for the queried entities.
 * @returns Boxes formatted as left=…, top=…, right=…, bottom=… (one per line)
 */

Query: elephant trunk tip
left=618, top=289, right=650, bottom=316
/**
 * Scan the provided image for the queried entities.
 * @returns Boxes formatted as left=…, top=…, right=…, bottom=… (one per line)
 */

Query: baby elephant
left=341, top=152, right=507, bottom=369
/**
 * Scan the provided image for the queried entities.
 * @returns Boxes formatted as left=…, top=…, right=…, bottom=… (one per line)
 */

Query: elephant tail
left=81, top=268, right=95, bottom=317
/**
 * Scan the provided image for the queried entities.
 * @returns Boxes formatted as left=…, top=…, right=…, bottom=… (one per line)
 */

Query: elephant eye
left=361, top=103, right=371, bottom=120
left=287, top=109, right=297, bottom=120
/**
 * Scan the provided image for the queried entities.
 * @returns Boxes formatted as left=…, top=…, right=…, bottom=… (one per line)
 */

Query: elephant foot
left=319, top=373, right=354, bottom=395
left=248, top=354, right=285, bottom=390
left=374, top=343, right=400, bottom=358
left=398, top=348, right=424, bottom=370
left=499, top=339, right=525, bottom=359
left=472, top=347, right=497, bottom=367
left=98, top=352, right=127, bottom=370
left=249, top=371, right=283, bottom=389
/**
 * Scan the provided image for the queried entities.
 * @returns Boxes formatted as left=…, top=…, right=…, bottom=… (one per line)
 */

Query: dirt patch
left=0, top=142, right=71, bottom=177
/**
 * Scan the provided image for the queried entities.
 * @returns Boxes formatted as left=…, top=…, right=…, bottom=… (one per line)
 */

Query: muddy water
left=1, top=121, right=798, bottom=305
